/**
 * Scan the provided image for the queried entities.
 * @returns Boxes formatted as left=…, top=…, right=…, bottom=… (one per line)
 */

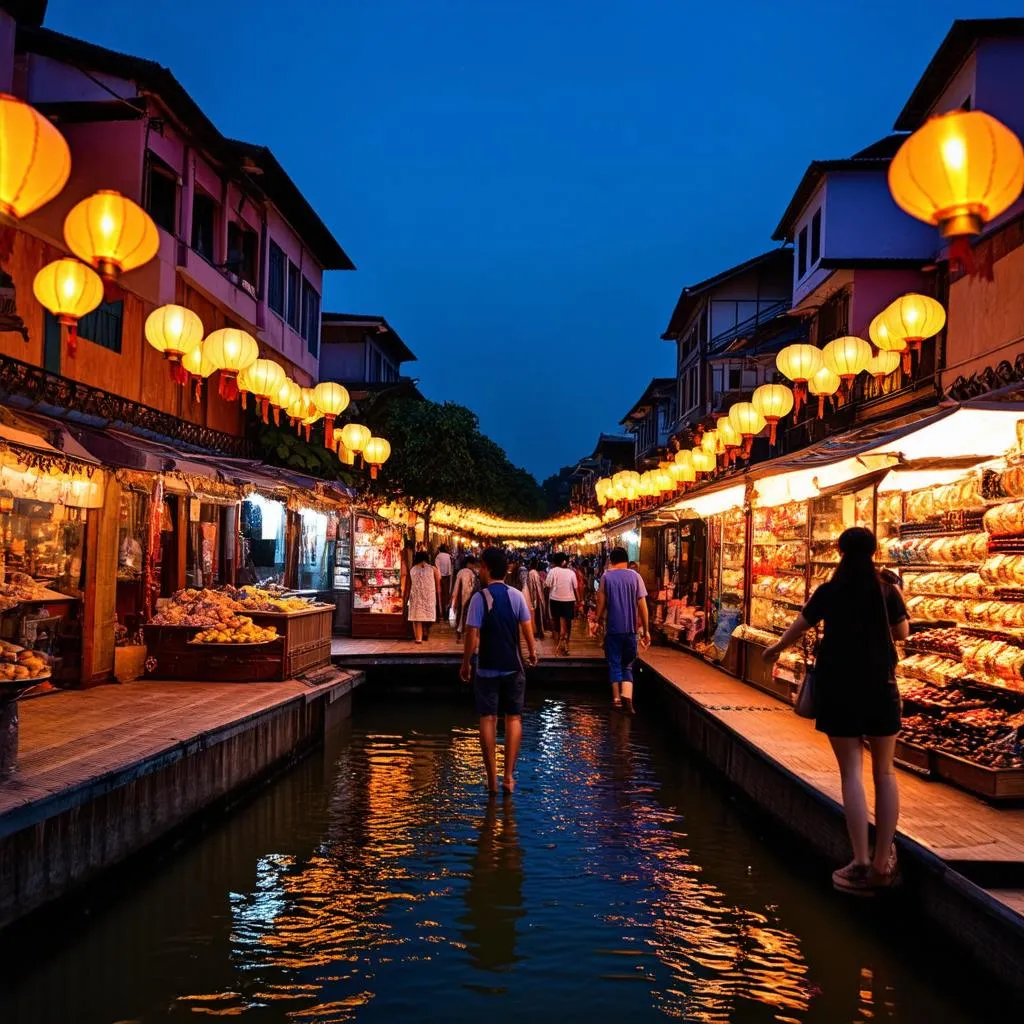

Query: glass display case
left=240, top=494, right=287, bottom=585
left=749, top=500, right=808, bottom=636
left=297, top=508, right=333, bottom=593
left=808, top=481, right=875, bottom=587
left=351, top=512, right=407, bottom=638
left=0, top=498, right=86, bottom=595
left=705, top=507, right=746, bottom=668
left=333, top=514, right=352, bottom=634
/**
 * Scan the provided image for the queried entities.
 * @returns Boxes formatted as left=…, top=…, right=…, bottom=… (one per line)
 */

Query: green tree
left=369, top=397, right=545, bottom=538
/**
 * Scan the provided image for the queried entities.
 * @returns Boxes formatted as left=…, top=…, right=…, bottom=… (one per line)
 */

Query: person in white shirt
left=544, top=552, right=579, bottom=656
left=435, top=544, right=453, bottom=621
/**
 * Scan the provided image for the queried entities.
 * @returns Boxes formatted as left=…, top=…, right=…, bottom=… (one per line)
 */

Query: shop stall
left=351, top=510, right=408, bottom=638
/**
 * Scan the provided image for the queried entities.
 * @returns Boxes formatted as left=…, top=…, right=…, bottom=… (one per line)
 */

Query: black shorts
left=550, top=599, right=576, bottom=622
left=474, top=670, right=526, bottom=717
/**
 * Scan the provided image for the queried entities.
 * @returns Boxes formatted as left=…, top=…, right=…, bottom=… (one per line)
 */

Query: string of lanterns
left=0, top=93, right=391, bottom=480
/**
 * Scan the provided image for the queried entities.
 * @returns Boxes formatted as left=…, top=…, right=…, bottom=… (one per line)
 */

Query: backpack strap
left=482, top=587, right=495, bottom=614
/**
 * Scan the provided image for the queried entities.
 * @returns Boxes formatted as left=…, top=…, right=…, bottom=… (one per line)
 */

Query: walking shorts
left=550, top=599, right=576, bottom=622
left=604, top=632, right=638, bottom=683
left=474, top=670, right=526, bottom=717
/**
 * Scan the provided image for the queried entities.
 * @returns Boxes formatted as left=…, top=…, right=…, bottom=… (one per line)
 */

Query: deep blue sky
left=44, top=0, right=1022, bottom=481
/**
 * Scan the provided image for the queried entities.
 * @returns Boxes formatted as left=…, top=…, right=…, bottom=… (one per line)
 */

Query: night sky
left=43, top=1, right=1022, bottom=481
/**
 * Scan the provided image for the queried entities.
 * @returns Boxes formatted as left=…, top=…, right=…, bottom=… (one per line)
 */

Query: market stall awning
left=0, top=408, right=100, bottom=465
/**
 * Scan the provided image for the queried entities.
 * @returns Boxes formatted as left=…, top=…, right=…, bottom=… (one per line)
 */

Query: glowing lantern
left=364, top=435, right=391, bottom=478
left=340, top=422, right=371, bottom=458
left=728, top=401, right=766, bottom=458
left=243, top=359, right=286, bottom=423
left=311, top=382, right=350, bottom=447
left=691, top=448, right=716, bottom=475
left=0, top=94, right=71, bottom=256
left=289, top=386, right=321, bottom=439
left=181, top=345, right=215, bottom=402
left=716, top=416, right=742, bottom=465
left=335, top=441, right=356, bottom=466
left=701, top=429, right=719, bottom=459
left=751, top=383, right=794, bottom=445
left=869, top=310, right=909, bottom=372
left=888, top=110, right=1024, bottom=263
left=595, top=477, right=610, bottom=505
left=881, top=294, right=945, bottom=372
left=273, top=377, right=301, bottom=425
left=655, top=468, right=674, bottom=493
left=776, top=344, right=823, bottom=416
left=202, top=327, right=259, bottom=401
left=639, top=471, right=656, bottom=496
left=144, top=304, right=204, bottom=384
left=822, top=335, right=872, bottom=395
left=867, top=349, right=901, bottom=384
left=63, top=190, right=159, bottom=280
left=32, top=258, right=102, bottom=359
left=807, top=365, right=841, bottom=418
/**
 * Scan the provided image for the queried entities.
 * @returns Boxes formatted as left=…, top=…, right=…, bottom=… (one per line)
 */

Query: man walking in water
left=596, top=546, right=649, bottom=714
left=460, top=547, right=538, bottom=793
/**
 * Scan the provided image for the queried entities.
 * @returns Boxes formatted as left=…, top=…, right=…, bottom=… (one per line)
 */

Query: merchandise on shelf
left=881, top=532, right=989, bottom=565
left=151, top=586, right=326, bottom=626
left=906, top=477, right=985, bottom=521
left=352, top=514, right=405, bottom=616
left=984, top=499, right=1024, bottom=538
left=902, top=570, right=991, bottom=597
left=189, top=615, right=278, bottom=645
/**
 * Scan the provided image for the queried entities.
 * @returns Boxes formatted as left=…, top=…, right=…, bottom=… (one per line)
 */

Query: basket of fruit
left=188, top=616, right=278, bottom=646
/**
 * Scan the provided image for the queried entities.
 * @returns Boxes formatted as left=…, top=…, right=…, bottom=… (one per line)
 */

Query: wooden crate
left=895, top=738, right=935, bottom=777
left=933, top=750, right=1024, bottom=802
left=351, top=610, right=410, bottom=639
left=246, top=606, right=333, bottom=676
left=143, top=624, right=286, bottom=682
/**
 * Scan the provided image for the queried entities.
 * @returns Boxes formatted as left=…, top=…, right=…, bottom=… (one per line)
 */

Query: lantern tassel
left=793, top=382, right=805, bottom=418
left=768, top=420, right=778, bottom=446
left=370, top=465, right=378, bottom=479
left=901, top=350, right=912, bottom=374
left=816, top=395, right=826, bottom=419
left=192, top=376, right=203, bottom=403
left=259, top=397, right=269, bottom=424
left=65, top=320, right=77, bottom=358
left=169, top=358, right=189, bottom=386
left=324, top=415, right=335, bottom=449
left=218, top=371, right=239, bottom=402
left=304, top=422, right=311, bottom=442
left=272, top=406, right=280, bottom=426
left=240, top=391, right=248, bottom=410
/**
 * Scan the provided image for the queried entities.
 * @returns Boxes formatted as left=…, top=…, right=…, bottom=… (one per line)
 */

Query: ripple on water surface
left=0, top=694, right=993, bottom=1023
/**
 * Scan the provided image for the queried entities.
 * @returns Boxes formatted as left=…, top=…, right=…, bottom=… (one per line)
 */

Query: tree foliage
left=542, top=465, right=575, bottom=515
left=368, top=397, right=546, bottom=526
left=254, top=421, right=358, bottom=486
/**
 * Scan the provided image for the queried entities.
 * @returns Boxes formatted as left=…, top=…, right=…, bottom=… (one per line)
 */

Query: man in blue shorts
left=596, top=546, right=649, bottom=714
left=460, top=547, right=538, bottom=793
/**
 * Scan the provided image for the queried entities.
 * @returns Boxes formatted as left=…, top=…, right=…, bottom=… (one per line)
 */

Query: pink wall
left=849, top=268, right=934, bottom=338
left=16, top=50, right=330, bottom=383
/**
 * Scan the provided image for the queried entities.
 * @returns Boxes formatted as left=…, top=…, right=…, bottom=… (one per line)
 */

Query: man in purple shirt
left=595, top=547, right=650, bottom=714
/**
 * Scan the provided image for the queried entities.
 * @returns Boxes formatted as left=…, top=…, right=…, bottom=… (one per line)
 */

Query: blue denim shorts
left=604, top=632, right=638, bottom=683
left=474, top=670, right=526, bottom=717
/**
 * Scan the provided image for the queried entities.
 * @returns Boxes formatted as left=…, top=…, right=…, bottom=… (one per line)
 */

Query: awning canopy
left=0, top=409, right=101, bottom=465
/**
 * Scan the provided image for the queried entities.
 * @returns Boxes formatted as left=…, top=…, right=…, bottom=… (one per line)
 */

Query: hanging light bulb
left=807, top=365, right=841, bottom=418
left=751, top=383, right=794, bottom=445
left=32, top=258, right=102, bottom=359
left=144, top=304, right=204, bottom=384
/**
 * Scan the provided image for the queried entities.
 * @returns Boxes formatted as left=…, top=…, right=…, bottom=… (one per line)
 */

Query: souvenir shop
left=651, top=402, right=1024, bottom=800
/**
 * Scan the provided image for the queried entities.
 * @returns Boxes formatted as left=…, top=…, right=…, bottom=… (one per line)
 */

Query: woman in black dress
left=763, top=527, right=910, bottom=894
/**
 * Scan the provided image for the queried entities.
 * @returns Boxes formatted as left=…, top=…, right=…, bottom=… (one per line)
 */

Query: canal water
left=0, top=691, right=995, bottom=1023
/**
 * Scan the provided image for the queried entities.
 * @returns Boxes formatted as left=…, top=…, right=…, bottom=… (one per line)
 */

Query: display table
left=144, top=605, right=332, bottom=682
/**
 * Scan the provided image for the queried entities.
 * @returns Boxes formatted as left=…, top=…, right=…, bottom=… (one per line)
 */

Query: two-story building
left=2, top=18, right=352, bottom=438
left=661, top=249, right=797, bottom=441
left=899, top=19, right=1024, bottom=396
left=771, top=134, right=941, bottom=444
left=620, top=377, right=676, bottom=468
left=319, top=313, right=421, bottom=410
left=0, top=3, right=355, bottom=682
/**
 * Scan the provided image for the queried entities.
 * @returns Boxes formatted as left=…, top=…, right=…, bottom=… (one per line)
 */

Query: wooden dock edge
left=635, top=657, right=1024, bottom=1000
left=0, top=670, right=364, bottom=933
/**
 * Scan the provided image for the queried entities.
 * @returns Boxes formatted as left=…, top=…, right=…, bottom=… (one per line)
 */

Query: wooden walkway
left=639, top=647, right=1024, bottom=866
left=0, top=673, right=359, bottom=829
left=333, top=624, right=606, bottom=669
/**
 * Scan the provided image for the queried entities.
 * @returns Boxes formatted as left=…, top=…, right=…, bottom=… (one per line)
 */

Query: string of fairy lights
left=4, top=98, right=1023, bottom=541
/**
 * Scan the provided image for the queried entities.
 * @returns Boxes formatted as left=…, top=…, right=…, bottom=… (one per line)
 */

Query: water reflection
left=461, top=796, right=524, bottom=973
left=0, top=694, right=992, bottom=1023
